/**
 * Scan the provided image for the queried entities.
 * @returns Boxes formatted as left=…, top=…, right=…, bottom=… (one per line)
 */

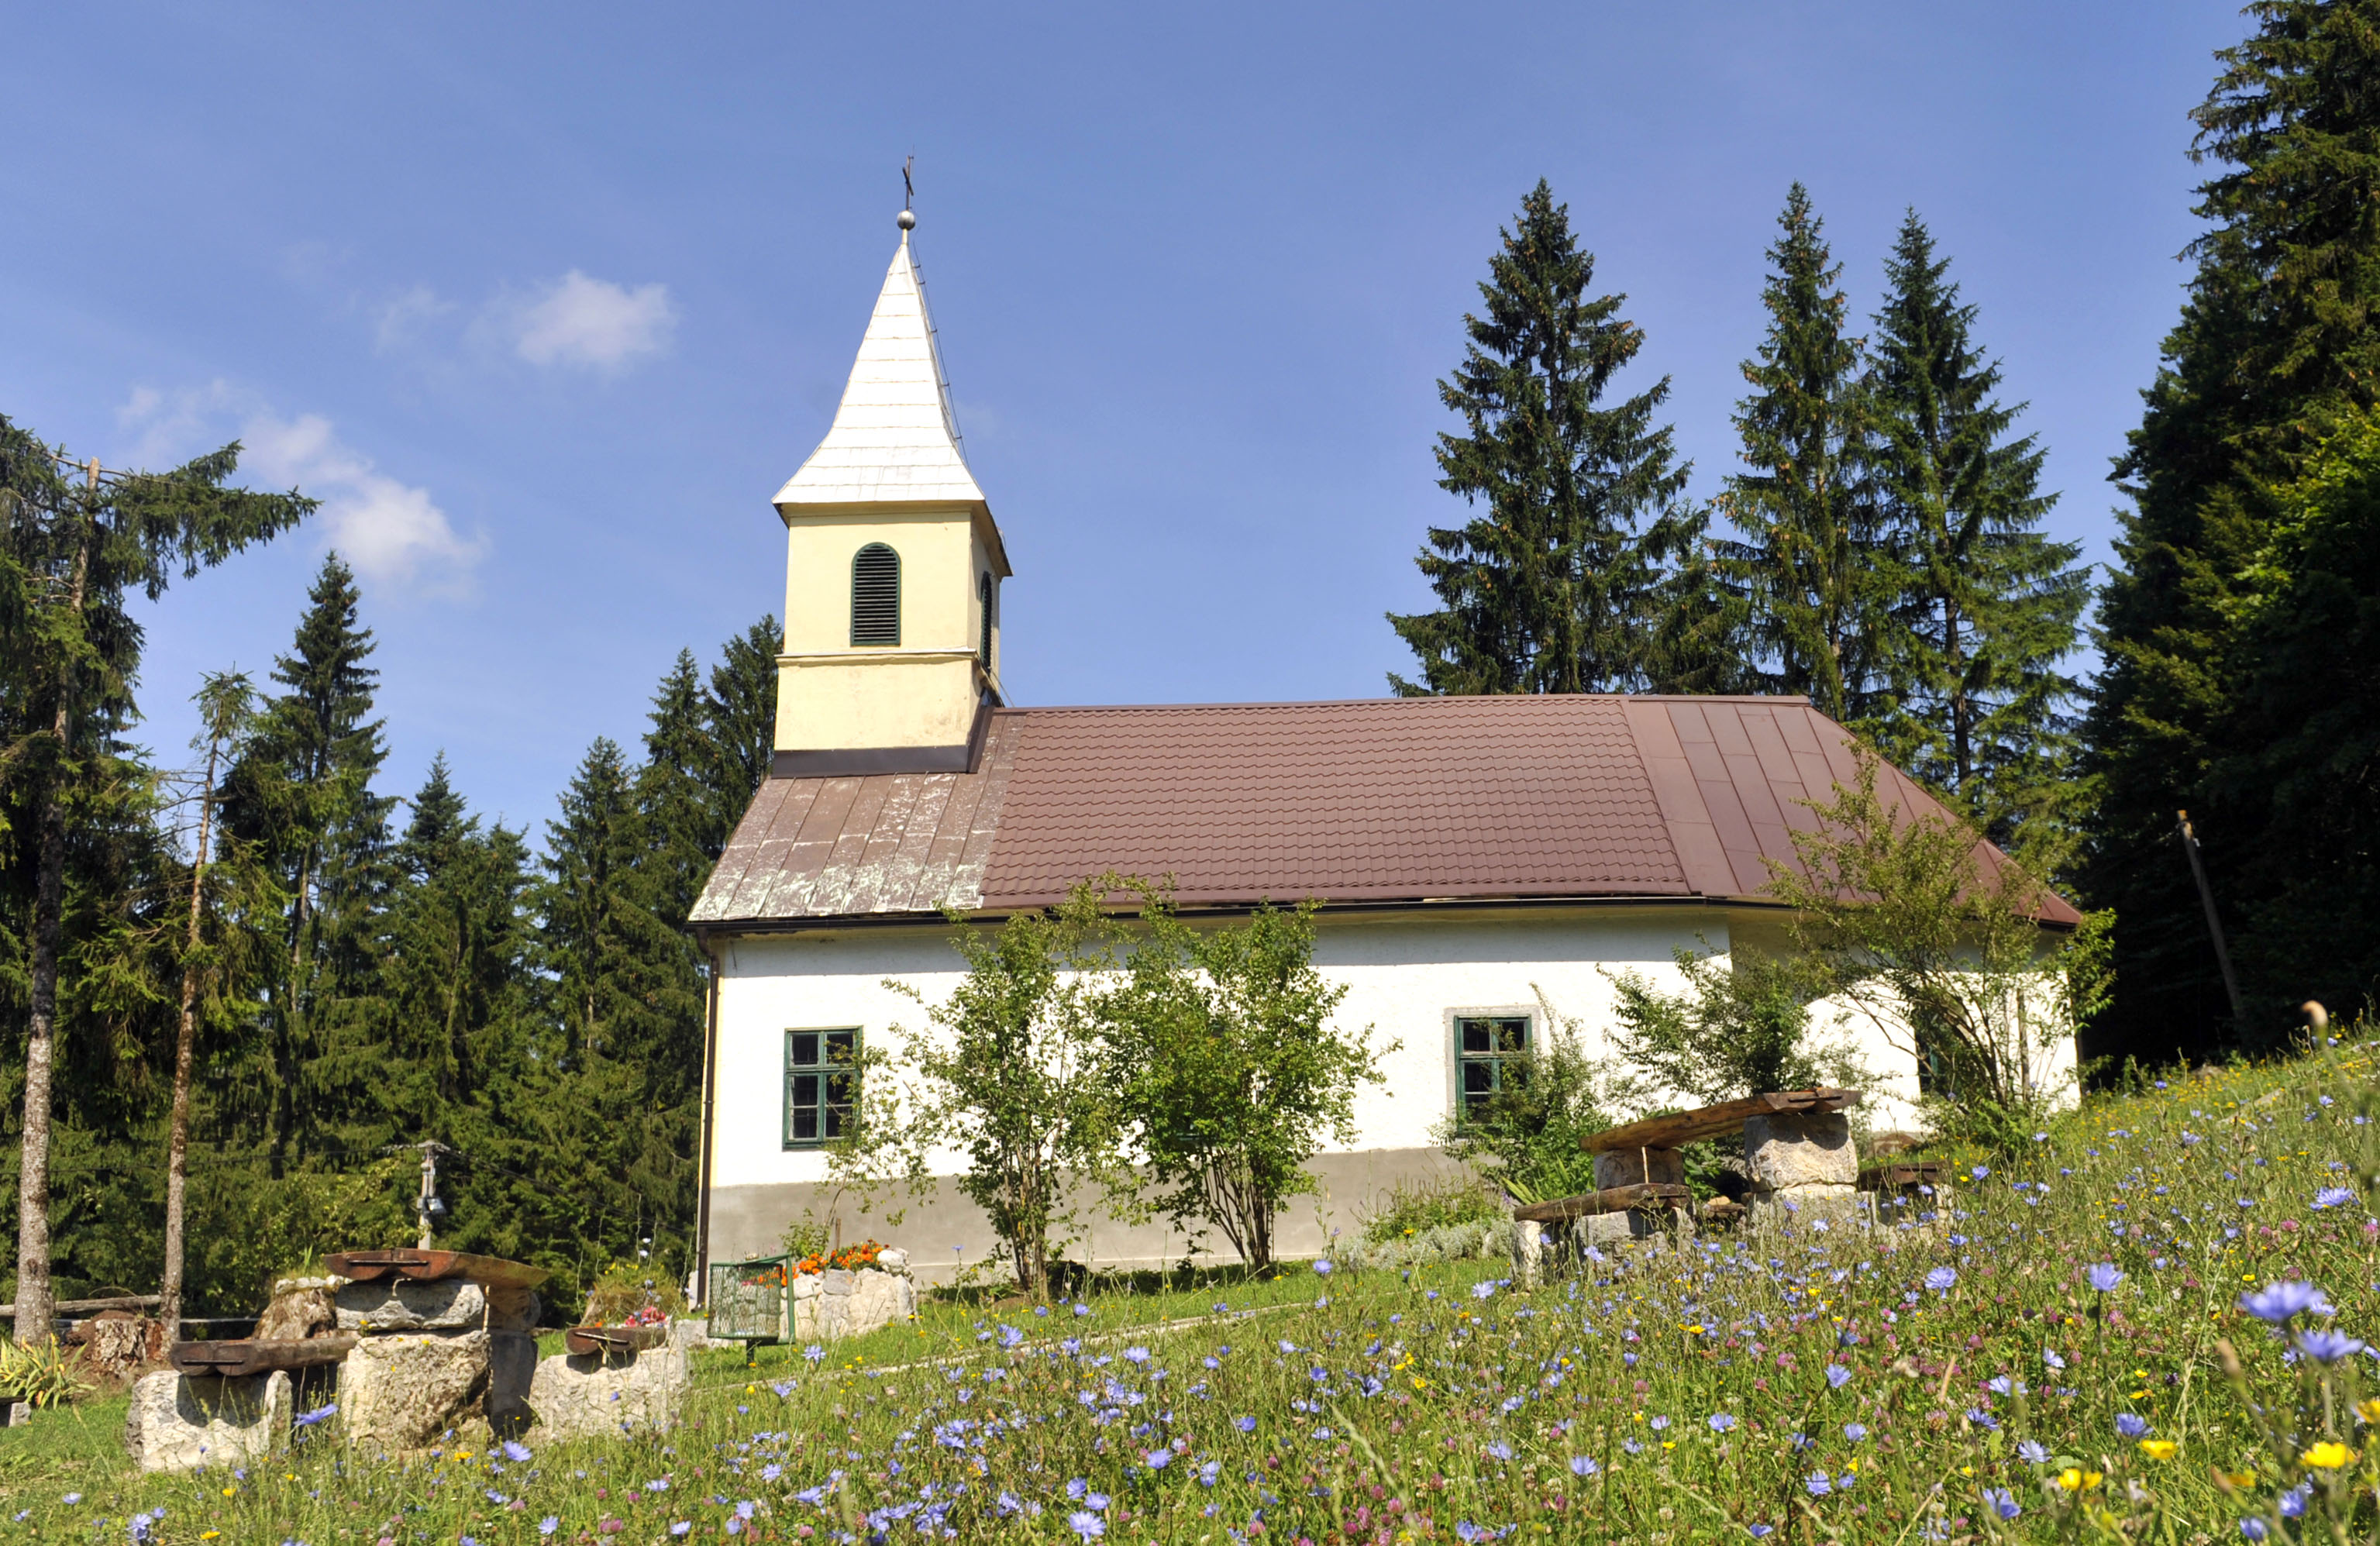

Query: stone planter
left=527, top=1319, right=701, bottom=1440
left=789, top=1252, right=915, bottom=1341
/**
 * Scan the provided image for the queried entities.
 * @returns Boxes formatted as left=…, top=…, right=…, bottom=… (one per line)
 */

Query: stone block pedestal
left=1745, top=1111, right=1865, bottom=1234
left=123, top=1370, right=291, bottom=1473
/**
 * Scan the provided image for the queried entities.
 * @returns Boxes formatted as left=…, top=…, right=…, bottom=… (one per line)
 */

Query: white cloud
left=375, top=284, right=456, bottom=352
left=115, top=385, right=485, bottom=596
left=116, top=380, right=239, bottom=468
left=504, top=270, right=677, bottom=370
left=240, top=412, right=486, bottom=594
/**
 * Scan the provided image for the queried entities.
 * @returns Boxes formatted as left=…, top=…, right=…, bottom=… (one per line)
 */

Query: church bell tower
left=770, top=208, right=1011, bottom=776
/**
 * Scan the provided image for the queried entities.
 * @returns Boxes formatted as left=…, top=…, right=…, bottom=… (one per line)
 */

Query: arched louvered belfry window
left=978, top=572, right=994, bottom=667
left=850, top=543, right=900, bottom=646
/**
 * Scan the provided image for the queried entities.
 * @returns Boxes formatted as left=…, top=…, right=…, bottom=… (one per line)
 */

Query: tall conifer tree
left=1389, top=181, right=1696, bottom=696
left=222, top=555, right=394, bottom=1175
left=2085, top=0, right=2380, bottom=1057
left=1867, top=212, right=2089, bottom=846
left=1720, top=184, right=1889, bottom=728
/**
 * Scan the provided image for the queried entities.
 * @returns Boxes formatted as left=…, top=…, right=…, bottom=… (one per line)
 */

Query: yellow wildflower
left=2357, top=1397, right=2380, bottom=1426
left=2139, top=1440, right=2177, bottom=1460
left=2055, top=1468, right=2103, bottom=1492
left=2302, top=1441, right=2354, bottom=1470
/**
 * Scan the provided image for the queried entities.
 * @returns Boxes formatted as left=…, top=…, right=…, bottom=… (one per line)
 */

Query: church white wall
left=700, top=903, right=1989, bottom=1270
left=710, top=907, right=1739, bottom=1193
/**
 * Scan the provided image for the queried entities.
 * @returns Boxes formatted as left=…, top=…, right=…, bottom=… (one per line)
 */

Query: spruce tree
left=1867, top=212, right=2089, bottom=847
left=537, top=736, right=691, bottom=1287
left=2084, top=0, right=2380, bottom=1057
left=221, top=555, right=395, bottom=1175
left=701, top=615, right=782, bottom=846
left=1720, top=184, right=1889, bottom=727
left=371, top=757, right=532, bottom=1128
left=1388, top=181, right=1696, bottom=696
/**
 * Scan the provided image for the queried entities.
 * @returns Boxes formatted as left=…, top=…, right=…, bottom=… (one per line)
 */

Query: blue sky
left=5, top=2, right=2242, bottom=835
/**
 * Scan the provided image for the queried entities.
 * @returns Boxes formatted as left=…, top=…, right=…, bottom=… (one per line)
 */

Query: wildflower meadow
left=9, top=1041, right=2380, bottom=1543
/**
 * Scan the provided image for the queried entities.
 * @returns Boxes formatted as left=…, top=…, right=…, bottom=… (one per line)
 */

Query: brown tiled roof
left=689, top=695, right=2084, bottom=928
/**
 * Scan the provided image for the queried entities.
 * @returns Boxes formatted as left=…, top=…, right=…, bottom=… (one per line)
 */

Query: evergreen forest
left=3, top=0, right=2378, bottom=1321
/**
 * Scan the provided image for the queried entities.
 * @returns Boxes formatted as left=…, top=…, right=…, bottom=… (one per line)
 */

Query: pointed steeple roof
left=775, top=226, right=987, bottom=509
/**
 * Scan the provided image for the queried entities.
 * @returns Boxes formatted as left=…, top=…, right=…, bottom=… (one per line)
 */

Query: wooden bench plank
left=1858, top=1160, right=1954, bottom=1192
left=324, top=1251, right=549, bottom=1289
left=1582, top=1089, right=1863, bottom=1152
left=168, top=1334, right=359, bottom=1379
left=1512, top=1183, right=1692, bottom=1223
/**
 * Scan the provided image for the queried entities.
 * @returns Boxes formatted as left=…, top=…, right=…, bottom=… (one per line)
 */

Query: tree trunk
left=16, top=483, right=91, bottom=1347
left=14, top=787, right=67, bottom=1345
left=161, top=728, right=224, bottom=1335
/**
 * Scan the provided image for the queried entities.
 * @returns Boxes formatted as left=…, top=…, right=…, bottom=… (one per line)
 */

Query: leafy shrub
left=780, top=1216, right=830, bottom=1262
left=1335, top=1218, right=1508, bottom=1274
left=581, top=1259, right=690, bottom=1326
left=1606, top=944, right=1865, bottom=1104
left=0, top=1338, right=91, bottom=1408
left=1356, top=1173, right=1502, bottom=1245
left=1432, top=990, right=1621, bottom=1202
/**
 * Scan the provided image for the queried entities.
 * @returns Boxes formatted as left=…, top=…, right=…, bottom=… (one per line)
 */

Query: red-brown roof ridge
left=688, top=694, right=2085, bottom=928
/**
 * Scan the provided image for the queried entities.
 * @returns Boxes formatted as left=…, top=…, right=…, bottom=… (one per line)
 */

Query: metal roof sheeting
left=690, top=695, right=2084, bottom=928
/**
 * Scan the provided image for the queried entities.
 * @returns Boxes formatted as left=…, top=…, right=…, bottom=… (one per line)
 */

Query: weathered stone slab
left=1745, top=1112, right=1857, bottom=1190
left=336, top=1278, right=487, bottom=1332
left=123, top=1369, right=290, bottom=1473
left=256, top=1284, right=336, bottom=1341
left=339, top=1331, right=489, bottom=1451
left=527, top=1319, right=697, bottom=1439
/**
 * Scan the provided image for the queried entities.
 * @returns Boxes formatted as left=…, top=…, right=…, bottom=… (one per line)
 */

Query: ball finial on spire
left=897, top=208, right=916, bottom=232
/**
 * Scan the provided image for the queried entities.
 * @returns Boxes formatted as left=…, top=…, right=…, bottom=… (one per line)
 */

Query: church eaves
left=773, top=226, right=986, bottom=510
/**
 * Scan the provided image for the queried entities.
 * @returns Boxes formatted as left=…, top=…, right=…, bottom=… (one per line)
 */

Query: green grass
left=6, top=1042, right=2380, bottom=1541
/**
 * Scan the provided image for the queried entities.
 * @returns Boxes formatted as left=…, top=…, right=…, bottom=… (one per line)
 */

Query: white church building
left=687, top=213, right=2082, bottom=1282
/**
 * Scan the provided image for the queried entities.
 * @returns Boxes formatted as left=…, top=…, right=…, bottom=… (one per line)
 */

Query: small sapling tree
left=1765, top=752, right=2110, bottom=1142
left=845, top=885, right=1128, bottom=1299
left=1103, top=891, right=1390, bottom=1271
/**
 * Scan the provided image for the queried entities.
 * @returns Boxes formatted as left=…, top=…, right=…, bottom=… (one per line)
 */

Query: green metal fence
left=705, top=1255, right=790, bottom=1343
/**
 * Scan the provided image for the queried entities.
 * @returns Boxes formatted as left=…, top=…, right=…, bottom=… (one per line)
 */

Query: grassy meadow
left=5, top=1041, right=2380, bottom=1543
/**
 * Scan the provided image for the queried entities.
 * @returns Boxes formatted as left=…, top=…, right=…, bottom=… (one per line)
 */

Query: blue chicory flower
left=2241, top=1280, right=2334, bottom=1324
left=2296, top=1329, right=2367, bottom=1362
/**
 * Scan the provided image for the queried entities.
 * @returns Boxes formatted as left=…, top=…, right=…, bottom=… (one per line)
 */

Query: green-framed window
left=1455, top=1014, right=1532, bottom=1123
left=784, top=1028, right=858, bottom=1148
